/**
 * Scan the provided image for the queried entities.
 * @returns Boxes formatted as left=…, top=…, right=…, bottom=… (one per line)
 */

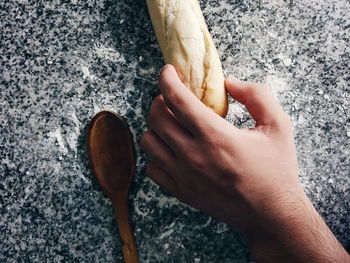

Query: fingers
left=141, top=130, right=176, bottom=174
left=225, top=78, right=288, bottom=127
left=146, top=161, right=178, bottom=195
left=158, top=64, right=218, bottom=135
left=148, top=95, right=193, bottom=152
left=141, top=130, right=179, bottom=194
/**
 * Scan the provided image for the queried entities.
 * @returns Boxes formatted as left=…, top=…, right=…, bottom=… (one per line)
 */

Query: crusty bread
left=146, top=0, right=228, bottom=117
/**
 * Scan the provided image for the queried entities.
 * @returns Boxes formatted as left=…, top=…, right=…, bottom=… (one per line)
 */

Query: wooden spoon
left=87, top=110, right=139, bottom=263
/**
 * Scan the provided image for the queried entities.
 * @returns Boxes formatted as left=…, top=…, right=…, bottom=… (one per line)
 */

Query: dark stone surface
left=0, top=0, right=349, bottom=262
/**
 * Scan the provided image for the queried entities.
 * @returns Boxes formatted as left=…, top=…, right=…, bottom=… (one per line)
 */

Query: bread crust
left=146, top=0, right=228, bottom=117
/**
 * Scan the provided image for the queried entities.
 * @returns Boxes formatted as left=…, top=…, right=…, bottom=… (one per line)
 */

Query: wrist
left=243, top=186, right=311, bottom=241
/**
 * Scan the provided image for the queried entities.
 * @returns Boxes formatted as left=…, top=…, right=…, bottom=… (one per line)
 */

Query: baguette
left=146, top=0, right=228, bottom=117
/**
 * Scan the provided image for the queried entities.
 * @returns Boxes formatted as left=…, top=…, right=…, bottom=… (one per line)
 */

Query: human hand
left=141, top=65, right=349, bottom=262
left=141, top=64, right=301, bottom=229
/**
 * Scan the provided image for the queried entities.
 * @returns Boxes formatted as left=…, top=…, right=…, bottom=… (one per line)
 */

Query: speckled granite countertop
left=1, top=0, right=349, bottom=262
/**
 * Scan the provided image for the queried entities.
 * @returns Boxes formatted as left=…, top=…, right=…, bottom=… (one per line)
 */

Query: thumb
left=225, top=77, right=288, bottom=127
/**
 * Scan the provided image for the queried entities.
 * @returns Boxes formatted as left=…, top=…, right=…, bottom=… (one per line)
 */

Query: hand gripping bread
left=146, top=0, right=228, bottom=117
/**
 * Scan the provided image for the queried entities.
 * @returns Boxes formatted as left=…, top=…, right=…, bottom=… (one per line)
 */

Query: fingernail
left=226, top=77, right=241, bottom=85
left=161, top=64, right=171, bottom=73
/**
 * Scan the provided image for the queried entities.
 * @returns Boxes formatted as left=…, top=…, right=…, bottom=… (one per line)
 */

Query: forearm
left=245, top=192, right=349, bottom=263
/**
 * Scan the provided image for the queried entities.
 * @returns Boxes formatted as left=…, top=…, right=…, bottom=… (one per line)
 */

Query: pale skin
left=141, top=64, right=349, bottom=262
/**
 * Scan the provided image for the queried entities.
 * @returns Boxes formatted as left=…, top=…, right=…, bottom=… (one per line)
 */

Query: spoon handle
left=112, top=194, right=139, bottom=263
